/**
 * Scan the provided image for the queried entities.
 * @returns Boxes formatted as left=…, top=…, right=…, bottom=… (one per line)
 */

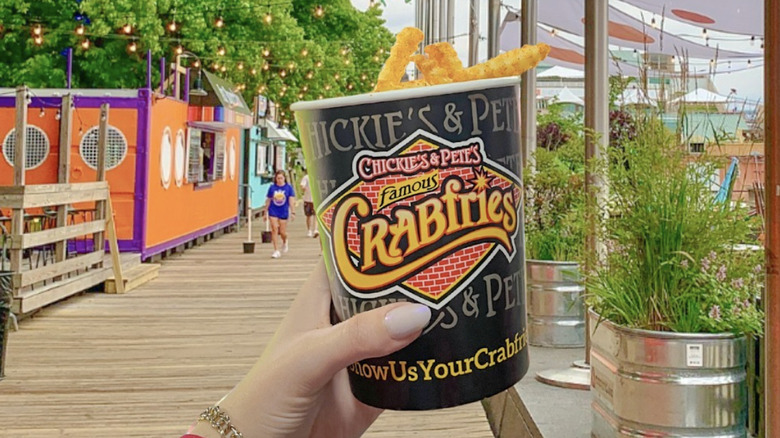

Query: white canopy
left=538, top=65, right=586, bottom=79
left=550, top=87, right=585, bottom=106
left=619, top=87, right=658, bottom=105
left=258, top=119, right=298, bottom=142
left=671, top=88, right=730, bottom=103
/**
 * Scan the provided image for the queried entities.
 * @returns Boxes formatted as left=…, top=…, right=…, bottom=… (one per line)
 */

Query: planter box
left=589, top=310, right=748, bottom=437
left=526, top=260, right=585, bottom=347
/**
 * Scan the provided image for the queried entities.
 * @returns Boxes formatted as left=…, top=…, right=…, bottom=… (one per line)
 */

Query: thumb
left=299, top=302, right=431, bottom=388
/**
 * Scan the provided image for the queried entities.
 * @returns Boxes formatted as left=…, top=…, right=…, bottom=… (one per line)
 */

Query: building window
left=689, top=142, right=705, bottom=154
left=186, top=127, right=226, bottom=185
left=79, top=125, right=128, bottom=170
left=2, top=125, right=50, bottom=169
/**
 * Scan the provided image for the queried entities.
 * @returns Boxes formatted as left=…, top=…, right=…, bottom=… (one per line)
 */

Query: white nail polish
left=384, top=304, right=431, bottom=340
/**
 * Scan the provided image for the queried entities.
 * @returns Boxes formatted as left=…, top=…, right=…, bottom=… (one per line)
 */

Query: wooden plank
left=105, top=197, right=124, bottom=294
left=13, top=86, right=27, bottom=185
left=13, top=251, right=105, bottom=289
left=19, top=187, right=108, bottom=209
left=93, top=104, right=109, bottom=262
left=105, top=264, right=159, bottom=294
left=0, top=181, right=107, bottom=195
left=56, top=95, right=74, bottom=268
left=10, top=220, right=105, bottom=250
left=16, top=268, right=112, bottom=314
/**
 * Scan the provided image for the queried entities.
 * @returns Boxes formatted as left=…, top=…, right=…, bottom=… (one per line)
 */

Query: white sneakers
left=283, top=240, right=289, bottom=253
left=313, top=230, right=319, bottom=238
left=271, top=250, right=281, bottom=259
left=307, top=230, right=313, bottom=237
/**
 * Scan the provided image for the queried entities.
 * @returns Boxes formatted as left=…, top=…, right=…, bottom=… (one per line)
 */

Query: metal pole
left=584, top=0, right=609, bottom=366
left=764, top=1, right=780, bottom=436
left=431, top=0, right=440, bottom=44
left=66, top=48, right=73, bottom=89
left=146, top=50, right=152, bottom=89
left=447, top=0, right=455, bottom=44
left=438, top=0, right=447, bottom=43
left=487, top=0, right=501, bottom=58
left=521, top=0, right=537, bottom=169
left=469, top=0, right=480, bottom=66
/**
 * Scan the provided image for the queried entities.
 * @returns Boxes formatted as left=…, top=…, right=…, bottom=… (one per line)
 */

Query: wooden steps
left=104, top=263, right=160, bottom=294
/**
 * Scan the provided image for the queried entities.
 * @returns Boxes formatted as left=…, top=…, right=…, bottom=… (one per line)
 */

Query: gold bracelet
left=198, top=406, right=243, bottom=438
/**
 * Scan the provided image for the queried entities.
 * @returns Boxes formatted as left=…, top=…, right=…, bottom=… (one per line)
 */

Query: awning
left=258, top=119, right=298, bottom=143
left=198, top=71, right=252, bottom=116
left=188, top=121, right=229, bottom=132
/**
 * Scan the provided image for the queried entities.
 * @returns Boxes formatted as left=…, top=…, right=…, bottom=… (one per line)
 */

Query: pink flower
left=680, top=259, right=689, bottom=269
left=731, top=278, right=744, bottom=289
left=709, top=305, right=722, bottom=321
left=716, top=265, right=727, bottom=282
left=701, top=258, right=711, bottom=273
left=754, top=264, right=763, bottom=274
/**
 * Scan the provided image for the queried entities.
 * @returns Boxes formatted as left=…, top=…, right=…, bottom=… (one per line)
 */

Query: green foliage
left=525, top=110, right=586, bottom=262
left=0, top=0, right=395, bottom=124
left=587, top=114, right=765, bottom=336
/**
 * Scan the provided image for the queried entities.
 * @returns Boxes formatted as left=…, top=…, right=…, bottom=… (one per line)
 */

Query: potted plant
left=523, top=109, right=587, bottom=348
left=587, top=115, right=764, bottom=437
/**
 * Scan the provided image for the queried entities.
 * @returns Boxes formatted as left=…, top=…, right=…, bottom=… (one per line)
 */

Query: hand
left=189, top=260, right=431, bottom=438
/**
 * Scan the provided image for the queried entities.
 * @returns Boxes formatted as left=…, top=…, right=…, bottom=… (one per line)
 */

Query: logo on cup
left=319, top=130, right=522, bottom=309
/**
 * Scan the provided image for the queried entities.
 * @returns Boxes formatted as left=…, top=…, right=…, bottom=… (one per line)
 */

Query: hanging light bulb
left=128, top=41, right=138, bottom=53
left=315, top=61, right=323, bottom=68
left=168, top=21, right=178, bottom=32
left=340, top=47, right=349, bottom=56
left=215, top=16, right=224, bottom=28
left=301, top=48, right=308, bottom=57
left=361, top=73, right=367, bottom=81
left=75, top=24, right=85, bottom=35
left=39, top=107, right=45, bottom=117
left=262, top=48, right=271, bottom=57
left=650, top=17, right=657, bottom=29
left=318, top=95, right=324, bottom=100
left=175, top=44, right=183, bottom=55
left=302, top=85, right=308, bottom=92
left=314, top=5, right=325, bottom=18
left=122, top=23, right=132, bottom=34
left=212, top=63, right=220, bottom=71
left=192, top=60, right=200, bottom=68
left=347, top=83, right=353, bottom=90
left=250, top=68, right=257, bottom=75
left=33, top=35, right=43, bottom=46
left=262, top=62, right=270, bottom=71
left=373, top=55, right=380, bottom=62
left=279, top=90, right=285, bottom=97
left=55, top=109, right=62, bottom=120
left=701, top=28, right=707, bottom=38
left=217, top=46, right=226, bottom=56
left=344, top=59, right=351, bottom=65
left=33, top=24, right=42, bottom=36
left=81, top=38, right=91, bottom=50
left=281, top=85, right=288, bottom=92
left=258, top=85, right=267, bottom=93
left=264, top=13, right=272, bottom=24
left=325, top=84, right=331, bottom=91
left=550, top=28, right=557, bottom=37
left=306, top=71, right=314, bottom=79
left=370, top=82, right=375, bottom=88
left=220, top=65, right=227, bottom=72
left=280, top=69, right=287, bottom=78
left=334, top=73, right=340, bottom=80
left=298, top=93, right=304, bottom=99
left=237, top=62, right=244, bottom=70
left=287, top=62, right=295, bottom=70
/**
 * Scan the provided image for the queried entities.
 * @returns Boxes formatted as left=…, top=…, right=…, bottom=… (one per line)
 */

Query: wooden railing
left=0, top=181, right=123, bottom=313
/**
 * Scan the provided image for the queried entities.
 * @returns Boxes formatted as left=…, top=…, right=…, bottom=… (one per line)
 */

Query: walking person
left=299, top=168, right=319, bottom=238
left=263, top=170, right=296, bottom=259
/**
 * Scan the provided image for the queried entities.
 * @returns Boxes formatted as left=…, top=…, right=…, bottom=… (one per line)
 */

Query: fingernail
left=384, top=304, right=431, bottom=340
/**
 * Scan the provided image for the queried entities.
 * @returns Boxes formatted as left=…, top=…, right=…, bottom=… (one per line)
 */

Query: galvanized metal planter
left=589, top=310, right=748, bottom=438
left=526, top=260, right=585, bottom=347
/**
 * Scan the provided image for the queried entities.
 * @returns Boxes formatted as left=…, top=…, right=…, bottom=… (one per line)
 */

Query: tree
left=0, top=0, right=396, bottom=124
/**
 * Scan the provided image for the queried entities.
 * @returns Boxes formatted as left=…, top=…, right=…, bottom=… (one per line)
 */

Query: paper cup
left=291, top=77, right=528, bottom=410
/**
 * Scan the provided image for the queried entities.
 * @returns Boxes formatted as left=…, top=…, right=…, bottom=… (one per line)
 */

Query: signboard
left=256, top=95, right=268, bottom=118
left=186, top=128, right=202, bottom=183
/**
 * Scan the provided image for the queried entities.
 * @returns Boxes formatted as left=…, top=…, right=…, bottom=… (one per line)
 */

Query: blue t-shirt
left=266, top=183, right=295, bottom=219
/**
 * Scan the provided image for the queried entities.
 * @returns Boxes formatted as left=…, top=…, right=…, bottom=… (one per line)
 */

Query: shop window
left=255, top=141, right=272, bottom=176
left=79, top=125, right=128, bottom=170
left=2, top=125, right=50, bottom=169
left=186, top=127, right=226, bottom=185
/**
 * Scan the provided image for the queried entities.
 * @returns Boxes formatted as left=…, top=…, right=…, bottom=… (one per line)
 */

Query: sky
left=349, top=0, right=765, bottom=104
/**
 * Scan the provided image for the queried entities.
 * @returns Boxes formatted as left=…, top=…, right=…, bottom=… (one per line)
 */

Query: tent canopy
left=538, top=65, right=586, bottom=79
left=549, top=87, right=585, bottom=106
left=671, top=88, right=730, bottom=103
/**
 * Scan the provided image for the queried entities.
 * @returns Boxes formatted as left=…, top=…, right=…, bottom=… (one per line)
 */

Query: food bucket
left=291, top=77, right=528, bottom=410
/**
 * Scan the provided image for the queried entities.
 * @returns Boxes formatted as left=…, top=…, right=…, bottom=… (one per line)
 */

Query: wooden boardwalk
left=0, top=214, right=493, bottom=438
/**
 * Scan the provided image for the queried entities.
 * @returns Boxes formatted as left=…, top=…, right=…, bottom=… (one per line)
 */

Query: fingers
left=296, top=302, right=431, bottom=389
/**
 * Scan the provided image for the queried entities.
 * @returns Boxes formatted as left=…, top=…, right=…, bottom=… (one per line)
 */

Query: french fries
left=373, top=27, right=550, bottom=92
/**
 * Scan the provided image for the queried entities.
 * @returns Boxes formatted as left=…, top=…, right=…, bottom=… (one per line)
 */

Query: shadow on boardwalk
left=0, top=213, right=493, bottom=438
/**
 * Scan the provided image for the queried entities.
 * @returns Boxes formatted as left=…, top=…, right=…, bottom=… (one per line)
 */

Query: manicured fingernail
left=384, top=304, right=431, bottom=340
